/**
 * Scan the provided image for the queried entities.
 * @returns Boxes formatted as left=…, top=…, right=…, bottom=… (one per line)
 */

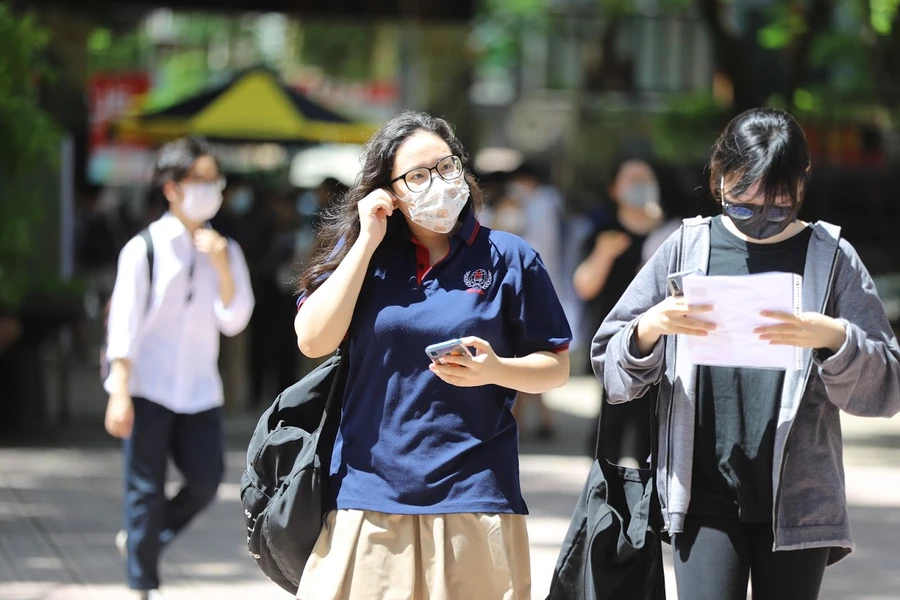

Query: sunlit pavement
left=2, top=376, right=899, bottom=599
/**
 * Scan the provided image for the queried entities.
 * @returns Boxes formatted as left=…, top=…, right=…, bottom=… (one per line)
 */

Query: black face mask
left=723, top=201, right=794, bottom=240
left=731, top=216, right=793, bottom=240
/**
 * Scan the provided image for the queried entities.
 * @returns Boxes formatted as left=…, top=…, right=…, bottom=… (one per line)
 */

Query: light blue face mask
left=621, top=182, right=660, bottom=208
left=230, top=188, right=254, bottom=215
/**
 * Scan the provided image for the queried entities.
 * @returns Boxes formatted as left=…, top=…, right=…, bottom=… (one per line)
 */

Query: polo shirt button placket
left=414, top=242, right=430, bottom=289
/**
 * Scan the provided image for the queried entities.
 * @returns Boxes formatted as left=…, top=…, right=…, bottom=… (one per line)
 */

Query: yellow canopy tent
left=113, top=67, right=378, bottom=145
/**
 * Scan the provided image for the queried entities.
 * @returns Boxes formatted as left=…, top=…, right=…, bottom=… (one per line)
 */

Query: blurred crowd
left=72, top=152, right=690, bottom=424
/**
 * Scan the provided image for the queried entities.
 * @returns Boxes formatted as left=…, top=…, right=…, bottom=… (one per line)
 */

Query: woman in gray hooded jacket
left=592, top=107, right=900, bottom=600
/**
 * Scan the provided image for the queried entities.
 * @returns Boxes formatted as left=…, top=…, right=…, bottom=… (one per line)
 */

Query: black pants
left=673, top=515, right=829, bottom=600
left=123, top=398, right=224, bottom=590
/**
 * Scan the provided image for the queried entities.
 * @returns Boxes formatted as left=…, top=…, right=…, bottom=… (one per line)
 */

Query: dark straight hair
left=709, top=108, right=811, bottom=216
left=152, top=136, right=218, bottom=189
left=296, top=111, right=483, bottom=296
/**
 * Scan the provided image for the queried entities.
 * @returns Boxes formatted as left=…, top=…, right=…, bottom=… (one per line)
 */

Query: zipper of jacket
left=664, top=338, right=677, bottom=522
left=664, top=226, right=687, bottom=521
left=771, top=233, right=841, bottom=545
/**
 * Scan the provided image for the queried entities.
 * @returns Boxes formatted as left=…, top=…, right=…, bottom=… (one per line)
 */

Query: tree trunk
left=595, top=14, right=626, bottom=91
left=784, top=0, right=835, bottom=111
left=860, top=1, right=900, bottom=110
left=696, top=0, right=767, bottom=114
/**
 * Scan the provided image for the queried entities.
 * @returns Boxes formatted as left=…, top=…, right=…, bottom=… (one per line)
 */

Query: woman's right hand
left=357, top=188, right=395, bottom=250
left=105, top=391, right=134, bottom=439
left=635, top=296, right=715, bottom=355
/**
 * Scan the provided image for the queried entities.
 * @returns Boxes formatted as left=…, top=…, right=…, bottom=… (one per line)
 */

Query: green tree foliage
left=300, top=21, right=377, bottom=80
left=479, top=0, right=899, bottom=113
left=480, top=0, right=900, bottom=161
left=0, top=3, right=60, bottom=309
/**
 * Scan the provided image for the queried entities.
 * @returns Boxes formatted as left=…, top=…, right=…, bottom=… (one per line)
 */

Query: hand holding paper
left=754, top=310, right=847, bottom=353
left=635, top=296, right=715, bottom=356
left=681, top=272, right=804, bottom=370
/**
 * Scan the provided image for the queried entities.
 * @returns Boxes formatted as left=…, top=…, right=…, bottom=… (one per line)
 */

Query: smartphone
left=666, top=268, right=704, bottom=297
left=425, top=339, right=473, bottom=365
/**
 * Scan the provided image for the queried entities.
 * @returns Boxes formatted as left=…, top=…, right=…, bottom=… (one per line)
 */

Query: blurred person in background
left=75, top=185, right=123, bottom=337
left=315, top=177, right=350, bottom=229
left=0, top=313, right=22, bottom=356
left=0, top=311, right=23, bottom=427
left=294, top=177, right=350, bottom=277
left=293, top=111, right=571, bottom=600
left=295, top=178, right=340, bottom=233
left=641, top=163, right=689, bottom=266
left=212, top=176, right=257, bottom=249
left=249, top=190, right=303, bottom=407
left=506, top=163, right=565, bottom=291
left=293, top=178, right=350, bottom=378
left=75, top=184, right=118, bottom=278
left=486, top=173, right=523, bottom=234
left=503, top=162, right=566, bottom=439
left=212, top=178, right=261, bottom=410
left=103, top=137, right=255, bottom=600
left=473, top=170, right=510, bottom=229
left=574, top=157, right=663, bottom=456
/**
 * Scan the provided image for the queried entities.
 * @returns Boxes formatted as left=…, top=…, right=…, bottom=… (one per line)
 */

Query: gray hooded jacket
left=592, top=217, right=900, bottom=564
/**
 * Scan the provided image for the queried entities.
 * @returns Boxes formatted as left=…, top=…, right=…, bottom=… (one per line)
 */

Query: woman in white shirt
left=103, top=136, right=254, bottom=600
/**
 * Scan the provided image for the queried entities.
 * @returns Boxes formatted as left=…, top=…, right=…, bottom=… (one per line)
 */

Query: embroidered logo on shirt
left=464, top=269, right=493, bottom=294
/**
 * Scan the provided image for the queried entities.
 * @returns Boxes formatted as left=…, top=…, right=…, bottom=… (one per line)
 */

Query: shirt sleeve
left=105, top=236, right=151, bottom=363
left=296, top=271, right=330, bottom=310
left=214, top=240, right=255, bottom=337
left=507, top=252, right=573, bottom=357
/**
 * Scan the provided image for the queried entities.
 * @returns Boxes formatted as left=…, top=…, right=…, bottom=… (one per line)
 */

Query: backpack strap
left=317, top=342, right=349, bottom=433
left=137, top=228, right=154, bottom=313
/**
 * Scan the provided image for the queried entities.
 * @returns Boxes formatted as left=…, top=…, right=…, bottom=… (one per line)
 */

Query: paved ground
left=2, top=376, right=900, bottom=599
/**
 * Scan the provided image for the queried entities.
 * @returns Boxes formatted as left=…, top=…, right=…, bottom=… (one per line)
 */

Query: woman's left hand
left=754, top=311, right=847, bottom=353
left=429, top=336, right=503, bottom=388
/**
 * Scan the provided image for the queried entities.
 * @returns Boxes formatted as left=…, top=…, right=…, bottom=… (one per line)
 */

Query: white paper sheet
left=682, top=271, right=803, bottom=370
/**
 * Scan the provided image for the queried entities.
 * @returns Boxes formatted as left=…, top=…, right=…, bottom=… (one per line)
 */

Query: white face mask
left=505, top=181, right=532, bottom=202
left=492, top=204, right=526, bottom=234
left=401, top=177, right=470, bottom=234
left=181, top=183, right=223, bottom=223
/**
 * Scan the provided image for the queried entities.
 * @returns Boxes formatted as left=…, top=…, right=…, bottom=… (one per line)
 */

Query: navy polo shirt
left=299, top=207, right=571, bottom=515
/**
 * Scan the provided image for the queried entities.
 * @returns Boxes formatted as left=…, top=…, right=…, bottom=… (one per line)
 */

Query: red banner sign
left=88, top=72, right=151, bottom=151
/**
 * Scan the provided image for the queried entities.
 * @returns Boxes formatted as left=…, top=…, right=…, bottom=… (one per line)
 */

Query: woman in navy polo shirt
left=293, top=111, right=572, bottom=599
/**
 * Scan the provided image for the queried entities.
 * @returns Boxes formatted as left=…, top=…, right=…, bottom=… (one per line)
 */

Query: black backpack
left=240, top=345, right=348, bottom=593
left=99, top=228, right=154, bottom=382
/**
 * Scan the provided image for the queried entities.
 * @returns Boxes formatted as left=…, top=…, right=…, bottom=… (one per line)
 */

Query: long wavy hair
left=296, top=111, right=483, bottom=295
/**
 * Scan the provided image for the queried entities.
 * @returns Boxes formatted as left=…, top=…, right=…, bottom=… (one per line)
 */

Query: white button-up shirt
left=104, top=213, right=255, bottom=414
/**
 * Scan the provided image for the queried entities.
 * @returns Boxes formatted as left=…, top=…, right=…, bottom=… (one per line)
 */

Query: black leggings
left=673, top=515, right=830, bottom=600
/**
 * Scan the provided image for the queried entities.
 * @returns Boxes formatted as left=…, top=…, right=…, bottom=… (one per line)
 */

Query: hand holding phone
left=425, top=339, right=474, bottom=365
left=427, top=336, right=502, bottom=389
left=666, top=268, right=703, bottom=297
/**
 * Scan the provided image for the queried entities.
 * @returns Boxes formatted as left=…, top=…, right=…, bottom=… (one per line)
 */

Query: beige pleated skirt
left=296, top=509, right=532, bottom=600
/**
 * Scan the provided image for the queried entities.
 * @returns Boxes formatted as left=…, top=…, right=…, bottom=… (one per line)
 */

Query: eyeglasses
left=722, top=201, right=792, bottom=222
left=719, top=178, right=792, bottom=222
left=389, top=155, right=463, bottom=194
